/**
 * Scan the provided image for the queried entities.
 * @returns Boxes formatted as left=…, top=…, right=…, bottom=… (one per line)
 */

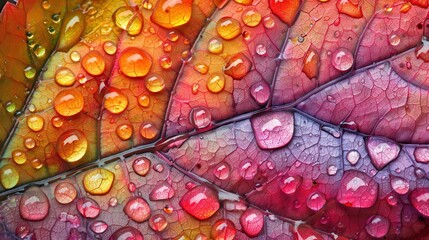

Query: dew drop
left=213, top=162, right=231, bottom=180
left=12, top=150, right=27, bottom=165
left=211, top=219, right=237, bottom=240
left=19, top=186, right=50, bottom=221
left=109, top=197, right=118, bottom=207
left=346, top=150, right=360, bottom=165
left=140, top=122, right=158, bottom=139
left=159, top=55, right=172, bottom=70
left=240, top=208, right=264, bottom=237
left=145, top=74, right=165, bottom=93
left=389, top=33, right=401, bottom=46
left=269, top=0, right=300, bottom=25
left=239, top=159, right=258, bottom=180
left=24, top=137, right=36, bottom=149
left=194, top=63, right=209, bottom=75
left=55, top=67, right=76, bottom=87
left=41, top=0, right=50, bottom=9
left=306, top=192, right=326, bottom=211
left=224, top=53, right=252, bottom=80
left=386, top=193, right=398, bottom=206
left=251, top=111, right=294, bottom=149
left=336, top=170, right=378, bottom=208
left=26, top=114, right=44, bottom=132
left=83, top=168, right=115, bottom=195
left=278, top=175, right=301, bottom=194
left=262, top=15, right=275, bottom=28
left=234, top=0, right=253, bottom=5
left=336, top=0, right=363, bottom=18
left=0, top=164, right=19, bottom=189
left=390, top=176, right=409, bottom=195
left=365, top=215, right=390, bottom=238
left=56, top=130, right=88, bottom=162
left=133, top=157, right=151, bottom=176
left=190, top=107, right=212, bottom=129
left=163, top=42, right=172, bottom=52
left=70, top=51, right=81, bottom=62
left=327, top=165, right=338, bottom=176
left=33, top=45, right=46, bottom=58
left=216, top=17, right=242, bottom=40
left=57, top=11, right=85, bottom=52
left=250, top=81, right=270, bottom=105
left=414, top=167, right=426, bottom=178
left=76, top=197, right=100, bottom=218
left=167, top=31, right=179, bottom=42
left=149, top=181, right=175, bottom=201
left=51, top=116, right=64, bottom=128
left=400, top=2, right=412, bottom=13
left=149, top=214, right=168, bottom=232
left=103, top=41, right=117, bottom=55
left=331, top=48, right=354, bottom=72
left=119, top=47, right=152, bottom=77
left=103, top=88, right=128, bottom=114
left=414, top=147, right=429, bottom=164
left=366, top=137, right=400, bottom=170
left=151, top=0, right=192, bottom=29
left=112, top=6, right=143, bottom=36
left=24, top=66, right=36, bottom=80
left=208, top=37, right=224, bottom=54
left=116, top=124, right=133, bottom=140
left=124, top=196, right=151, bottom=223
left=192, top=83, right=199, bottom=94
left=138, top=94, right=150, bottom=107
left=302, top=48, right=320, bottom=79
left=207, top=73, right=226, bottom=93
left=179, top=185, right=220, bottom=220
left=109, top=227, right=144, bottom=240
left=5, top=101, right=16, bottom=113
left=30, top=158, right=43, bottom=169
left=82, top=50, right=105, bottom=76
left=15, top=222, right=32, bottom=239
left=54, top=182, right=77, bottom=204
left=242, top=9, right=261, bottom=27
left=89, top=221, right=108, bottom=234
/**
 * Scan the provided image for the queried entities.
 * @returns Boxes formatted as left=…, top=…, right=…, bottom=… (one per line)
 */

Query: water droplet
left=83, top=168, right=115, bottom=195
left=389, top=33, right=401, bottom=46
left=30, top=158, right=43, bottom=169
left=194, top=63, right=209, bottom=75
left=138, top=94, right=150, bottom=107
left=55, top=67, right=76, bottom=87
left=234, top=0, right=253, bottom=5
left=51, top=116, right=64, bottom=128
left=239, top=159, right=258, bottom=180
left=211, top=219, right=237, bottom=240
left=331, top=48, right=354, bottom=72
left=12, top=150, right=27, bottom=165
left=33, top=45, right=46, bottom=58
left=70, top=51, right=81, bottom=62
left=103, top=41, right=117, bottom=55
left=24, top=137, right=36, bottom=149
left=269, top=0, right=300, bottom=25
left=109, top=197, right=118, bottom=207
left=240, top=208, right=264, bottom=237
left=251, top=111, right=294, bottom=149
left=302, top=48, right=320, bottom=79
left=159, top=55, right=172, bottom=69
left=124, top=196, right=151, bottom=223
left=76, top=197, right=100, bottom=218
left=216, top=17, right=242, bottom=40
left=321, top=125, right=341, bottom=138
left=213, top=162, right=231, bottom=180
left=366, top=137, right=400, bottom=170
left=148, top=214, right=168, bottom=232
left=179, top=185, right=220, bottom=220
left=224, top=53, right=252, bottom=80
left=140, top=122, right=158, bottom=139
left=346, top=150, right=360, bottom=165
left=57, top=11, right=85, bottom=52
left=57, top=130, right=88, bottom=162
left=19, top=186, right=50, bottom=221
left=116, top=124, right=133, bottom=140
left=41, top=0, right=50, bottom=9
left=5, top=101, right=16, bottom=113
left=54, top=182, right=77, bottom=204
left=112, top=6, right=143, bottom=36
left=365, top=215, right=390, bottom=238
left=242, top=9, right=261, bottom=27
left=262, top=15, right=275, bottom=29
left=119, top=47, right=152, bottom=77
left=190, top=107, right=212, bottom=129
left=82, top=50, right=105, bottom=76
left=415, top=167, right=426, bottom=178
left=208, top=37, right=223, bottom=54
left=0, top=164, right=19, bottom=189
left=103, top=88, right=128, bottom=114
left=207, top=73, right=226, bottom=93
left=26, top=114, right=44, bottom=132
left=249, top=81, right=270, bottom=105
left=89, top=221, right=108, bottom=234
left=149, top=182, right=175, bottom=201
left=278, top=175, right=301, bottom=194
left=24, top=66, right=36, bottom=79
left=15, top=222, right=32, bottom=239
left=390, top=176, right=409, bottom=195
left=109, top=227, right=144, bottom=240
left=151, top=0, right=192, bottom=28
left=307, top=191, right=326, bottom=211
left=400, top=2, right=412, bottom=13
left=386, top=193, right=398, bottom=206
left=414, top=147, right=429, bottom=164
left=145, top=74, right=165, bottom=93
left=327, top=165, right=338, bottom=176
left=336, top=170, right=378, bottom=208
left=47, top=26, right=56, bottom=34
left=242, top=31, right=251, bottom=40
left=128, top=182, right=136, bottom=192
left=133, top=157, right=151, bottom=176
left=336, top=0, right=363, bottom=18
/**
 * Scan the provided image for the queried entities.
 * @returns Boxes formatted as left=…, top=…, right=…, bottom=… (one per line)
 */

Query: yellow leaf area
left=0, top=0, right=67, bottom=149
left=0, top=0, right=218, bottom=191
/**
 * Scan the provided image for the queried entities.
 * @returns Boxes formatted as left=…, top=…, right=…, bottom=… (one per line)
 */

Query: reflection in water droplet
left=57, top=11, right=85, bottom=52
left=56, top=130, right=88, bottom=162
left=70, top=51, right=81, bottom=62
left=54, top=182, right=77, bottom=204
left=151, top=0, right=192, bottom=29
left=366, top=137, right=400, bottom=170
left=82, top=50, right=106, bottom=76
left=89, top=221, right=108, bottom=234
left=12, top=150, right=27, bottom=165
left=76, top=197, right=100, bottom=218
left=82, top=168, right=115, bottom=195
left=149, top=214, right=168, bottom=232
left=307, top=191, right=326, bottom=211
left=112, top=6, right=143, bottom=36
left=389, top=33, right=401, bottom=46
left=213, top=162, right=231, bottom=180
left=119, top=47, right=152, bottom=77
left=240, top=208, right=264, bottom=237
left=390, top=176, right=409, bottom=195
left=216, top=17, right=242, bottom=40
left=242, top=9, right=261, bottom=27
left=211, top=218, right=237, bottom=240
left=54, top=89, right=84, bottom=117
left=109, top=227, right=144, bottom=240
left=19, top=186, right=50, bottom=221
left=24, top=66, right=36, bottom=79
left=336, top=170, right=378, bottom=208
left=331, top=47, right=354, bottom=72
left=0, top=164, right=19, bottom=189
left=224, top=53, right=252, bottom=80
left=103, top=41, right=117, bottom=55
left=55, top=67, right=76, bottom=86
left=27, top=114, right=44, bottom=132
left=24, top=137, right=36, bottom=149
left=124, top=197, right=151, bottom=223
left=103, top=88, right=128, bottom=114
left=365, top=215, right=390, bottom=238
left=207, top=73, right=226, bottom=93
left=140, top=122, right=158, bottom=139
left=116, top=124, right=133, bottom=140
left=145, top=75, right=165, bottom=93
left=208, top=37, right=224, bottom=54
left=179, top=185, right=220, bottom=220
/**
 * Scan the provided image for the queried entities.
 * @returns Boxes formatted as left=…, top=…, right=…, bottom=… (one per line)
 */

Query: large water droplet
left=149, top=182, right=175, bottom=201
left=82, top=50, right=105, bottom=76
left=278, top=175, right=301, bottom=194
left=56, top=130, right=88, bottom=162
left=336, top=170, right=378, bottom=208
left=414, top=147, right=429, bottom=164
left=366, top=137, right=400, bottom=170
left=179, top=185, right=220, bottom=220
left=390, top=176, right=409, bottom=195
left=331, top=47, right=354, bottom=72
left=103, top=88, right=128, bottom=114
left=119, top=47, right=152, bottom=77
left=27, top=114, right=44, bottom=132
left=145, top=74, right=165, bottom=93
left=211, top=219, right=237, bottom=240
left=224, top=53, right=252, bottom=80
left=55, top=67, right=76, bottom=87
left=346, top=150, right=360, bottom=165
left=108, top=226, right=144, bottom=240
left=76, top=197, right=100, bottom=218
left=207, top=73, right=226, bottom=93
left=216, top=17, right=242, bottom=40
left=139, top=121, right=158, bottom=139
left=306, top=192, right=326, bottom=211
left=268, top=0, right=300, bottom=25
left=124, top=196, right=151, bottom=223
left=54, top=89, right=84, bottom=117
left=151, top=0, right=192, bottom=29
left=19, top=186, right=50, bottom=221
left=112, top=6, right=143, bottom=36
left=54, top=182, right=77, bottom=204
left=302, top=47, right=320, bottom=79
left=410, top=188, right=429, bottom=217
left=190, top=107, right=212, bottom=129
left=83, top=168, right=115, bottom=195
left=242, top=8, right=261, bottom=27
left=12, top=150, right=27, bottom=165
left=149, top=214, right=168, bottom=232
left=240, top=208, right=264, bottom=237
left=251, top=111, right=294, bottom=149
left=0, top=164, right=19, bottom=189
left=239, top=159, right=258, bottom=180
left=365, top=215, right=390, bottom=238
left=132, top=157, right=151, bottom=176
left=213, top=162, right=231, bottom=180
left=57, top=11, right=85, bottom=52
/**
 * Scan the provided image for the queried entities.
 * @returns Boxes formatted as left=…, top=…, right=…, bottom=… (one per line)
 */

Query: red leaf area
left=1, top=0, right=429, bottom=239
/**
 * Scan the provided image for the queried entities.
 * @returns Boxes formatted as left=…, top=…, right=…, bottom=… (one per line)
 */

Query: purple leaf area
left=2, top=0, right=429, bottom=239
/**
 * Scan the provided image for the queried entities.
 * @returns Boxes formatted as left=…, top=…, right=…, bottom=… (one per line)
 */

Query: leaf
left=1, top=0, right=429, bottom=239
